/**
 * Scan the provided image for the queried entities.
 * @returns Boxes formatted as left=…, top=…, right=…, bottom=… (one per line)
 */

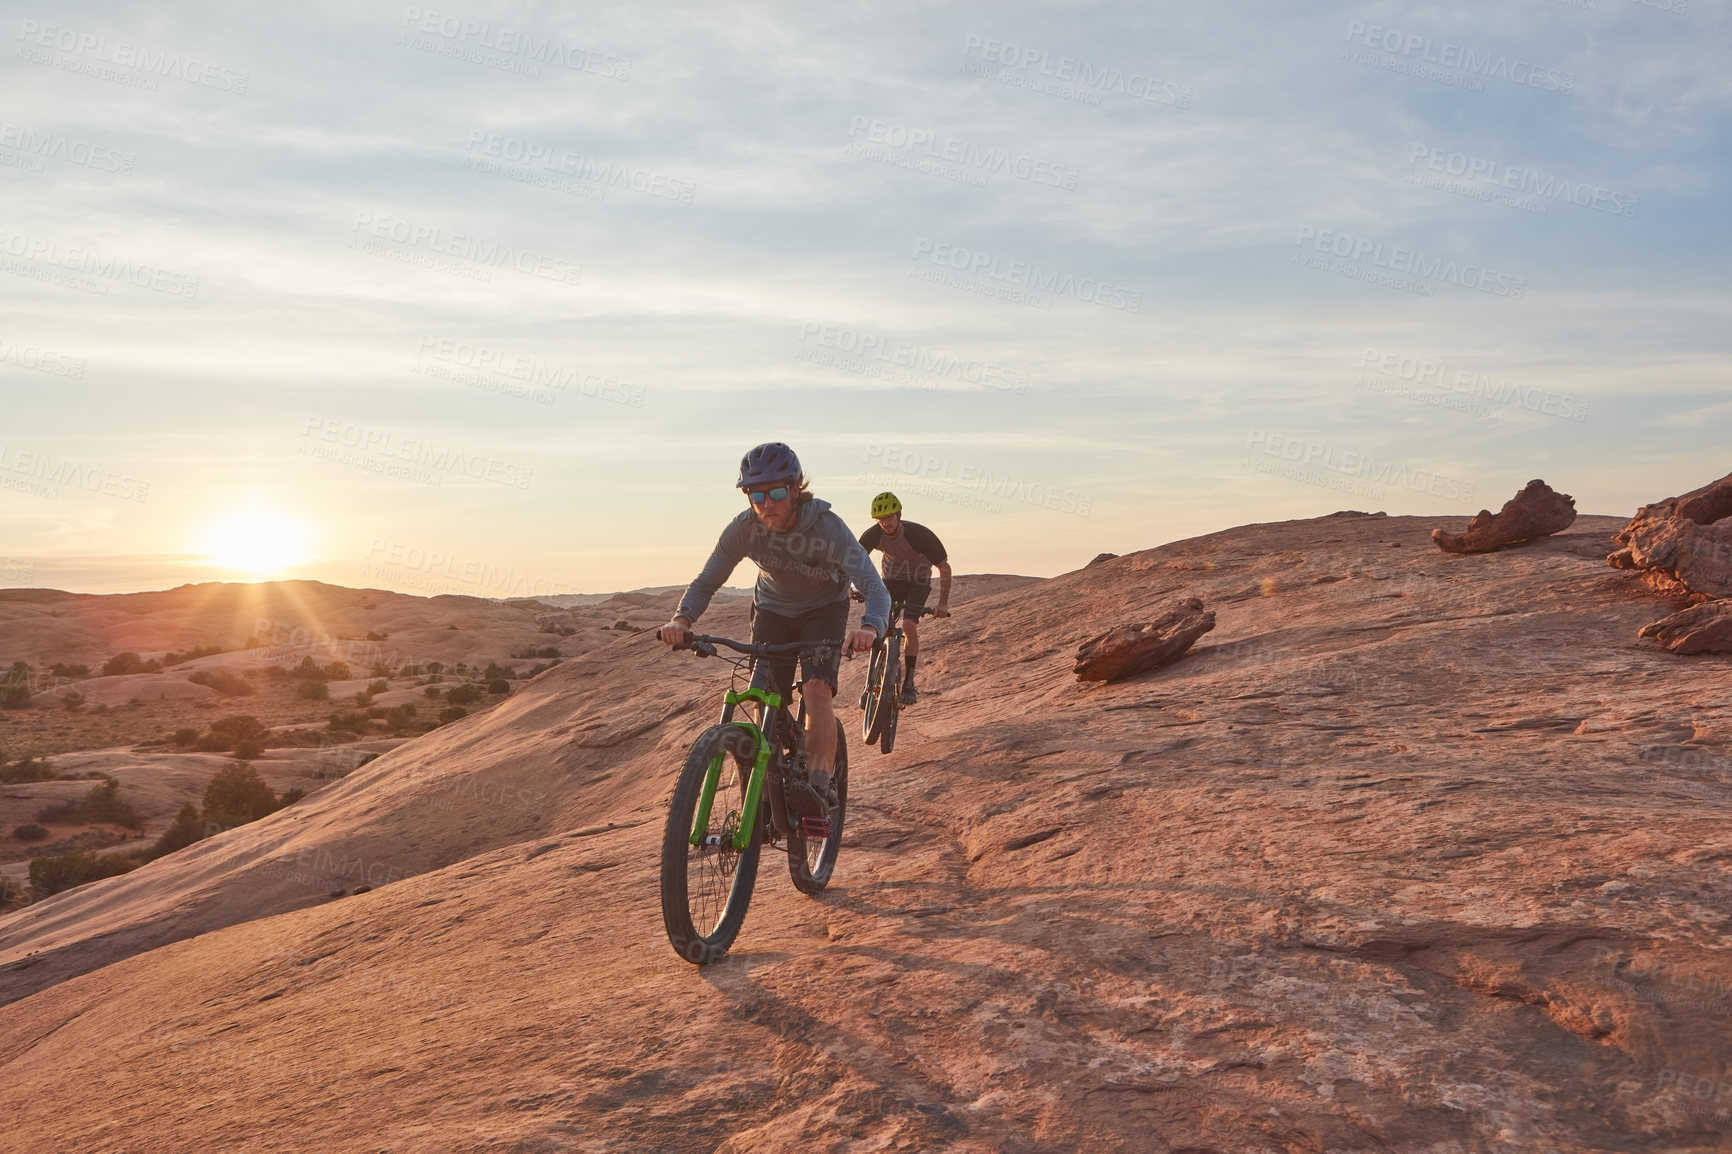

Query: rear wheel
left=863, top=633, right=901, bottom=748
left=660, top=724, right=763, bottom=965
left=789, top=718, right=847, bottom=895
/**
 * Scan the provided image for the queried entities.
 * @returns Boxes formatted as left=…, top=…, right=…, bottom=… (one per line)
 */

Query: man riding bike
left=857, top=492, right=951, bottom=705
left=659, top=443, right=890, bottom=813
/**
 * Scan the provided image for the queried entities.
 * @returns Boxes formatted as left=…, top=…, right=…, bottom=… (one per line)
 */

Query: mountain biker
left=857, top=493, right=951, bottom=705
left=660, top=443, right=890, bottom=811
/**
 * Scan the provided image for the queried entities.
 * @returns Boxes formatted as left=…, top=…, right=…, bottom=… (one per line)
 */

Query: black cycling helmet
left=737, top=442, right=801, bottom=488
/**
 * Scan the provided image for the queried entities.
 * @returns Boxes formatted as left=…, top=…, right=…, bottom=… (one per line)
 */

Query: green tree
left=201, top=763, right=280, bottom=830
left=149, top=803, right=205, bottom=859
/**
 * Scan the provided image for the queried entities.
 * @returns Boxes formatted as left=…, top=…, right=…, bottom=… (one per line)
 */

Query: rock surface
left=1, top=514, right=1729, bottom=1153
left=1608, top=470, right=1732, bottom=599
left=1073, top=595, right=1216, bottom=681
left=1431, top=479, right=1578, bottom=554
left=1638, top=599, right=1732, bottom=655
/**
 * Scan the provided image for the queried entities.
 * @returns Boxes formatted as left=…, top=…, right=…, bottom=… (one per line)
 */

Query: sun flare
left=203, top=510, right=308, bottom=577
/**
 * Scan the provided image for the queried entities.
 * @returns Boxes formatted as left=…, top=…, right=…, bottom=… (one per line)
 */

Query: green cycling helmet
left=871, top=492, right=902, bottom=518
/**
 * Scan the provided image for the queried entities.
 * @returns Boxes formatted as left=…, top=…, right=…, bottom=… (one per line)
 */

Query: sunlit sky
left=1, top=2, right=1727, bottom=597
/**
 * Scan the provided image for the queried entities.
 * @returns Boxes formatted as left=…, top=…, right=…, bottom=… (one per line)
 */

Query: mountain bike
left=658, top=632, right=848, bottom=966
left=853, top=591, right=935, bottom=755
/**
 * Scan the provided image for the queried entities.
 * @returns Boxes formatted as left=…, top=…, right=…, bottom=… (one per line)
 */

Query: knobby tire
left=788, top=718, right=847, bottom=895
left=660, top=724, right=763, bottom=965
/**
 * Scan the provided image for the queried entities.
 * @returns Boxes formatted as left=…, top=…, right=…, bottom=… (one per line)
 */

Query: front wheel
left=863, top=633, right=901, bottom=748
left=660, top=724, right=763, bottom=965
left=789, top=718, right=847, bottom=895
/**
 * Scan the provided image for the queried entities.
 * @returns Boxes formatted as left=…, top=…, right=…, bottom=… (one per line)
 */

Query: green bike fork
left=690, top=687, right=780, bottom=851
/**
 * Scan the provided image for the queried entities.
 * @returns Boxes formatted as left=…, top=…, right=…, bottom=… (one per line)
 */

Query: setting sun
left=203, top=509, right=308, bottom=577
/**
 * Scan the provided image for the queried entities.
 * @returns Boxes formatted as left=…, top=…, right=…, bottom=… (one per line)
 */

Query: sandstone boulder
left=1431, top=479, right=1577, bottom=554
left=1607, top=469, right=1732, bottom=599
left=1073, top=595, right=1215, bottom=682
left=1637, top=599, right=1732, bottom=655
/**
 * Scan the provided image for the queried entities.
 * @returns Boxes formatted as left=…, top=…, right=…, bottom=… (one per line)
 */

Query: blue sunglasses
left=745, top=485, right=790, bottom=505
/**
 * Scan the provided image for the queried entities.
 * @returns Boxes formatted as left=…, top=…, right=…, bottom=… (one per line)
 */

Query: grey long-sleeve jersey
left=676, top=497, right=891, bottom=636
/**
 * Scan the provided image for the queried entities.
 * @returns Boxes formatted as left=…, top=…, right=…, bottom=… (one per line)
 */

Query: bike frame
left=691, top=686, right=784, bottom=852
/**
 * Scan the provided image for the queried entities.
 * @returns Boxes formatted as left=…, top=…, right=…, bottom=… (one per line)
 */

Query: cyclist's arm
left=839, top=536, right=891, bottom=639
left=674, top=518, right=749, bottom=626
left=935, top=560, right=953, bottom=609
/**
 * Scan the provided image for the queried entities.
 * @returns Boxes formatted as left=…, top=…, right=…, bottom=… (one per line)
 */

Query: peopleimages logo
left=348, top=212, right=581, bottom=286
left=1294, top=226, right=1525, bottom=299
left=16, top=19, right=250, bottom=93
left=464, top=132, right=694, bottom=204
left=846, top=118, right=1078, bottom=190
left=0, top=227, right=199, bottom=298
left=798, top=323, right=1028, bottom=393
left=960, top=35, right=1192, bottom=107
left=1407, top=144, right=1637, bottom=219
left=1358, top=348, right=1588, bottom=423
left=910, top=238, right=1141, bottom=312
left=1246, top=429, right=1476, bottom=502
left=0, top=335, right=85, bottom=379
left=1344, top=21, right=1575, bottom=95
left=399, top=8, right=630, bottom=79
left=0, top=122, right=134, bottom=175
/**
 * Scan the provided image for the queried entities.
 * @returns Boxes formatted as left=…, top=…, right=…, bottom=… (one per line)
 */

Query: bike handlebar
left=849, top=589, right=940, bottom=620
left=658, top=630, right=844, bottom=660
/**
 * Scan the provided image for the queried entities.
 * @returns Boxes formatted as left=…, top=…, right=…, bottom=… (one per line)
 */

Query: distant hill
left=1, top=517, right=1720, bottom=1151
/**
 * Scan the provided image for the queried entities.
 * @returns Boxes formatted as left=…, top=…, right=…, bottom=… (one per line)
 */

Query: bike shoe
left=898, top=683, right=918, bottom=706
left=785, top=779, right=830, bottom=820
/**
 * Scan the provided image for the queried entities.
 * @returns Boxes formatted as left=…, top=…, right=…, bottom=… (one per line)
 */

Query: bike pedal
left=800, top=815, right=832, bottom=840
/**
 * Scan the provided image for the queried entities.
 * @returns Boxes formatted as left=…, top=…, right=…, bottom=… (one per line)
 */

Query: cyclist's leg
left=894, top=580, right=931, bottom=702
left=797, top=600, right=849, bottom=792
left=749, top=605, right=799, bottom=705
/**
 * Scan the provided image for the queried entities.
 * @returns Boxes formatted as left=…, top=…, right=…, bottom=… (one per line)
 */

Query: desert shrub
left=28, top=850, right=95, bottom=896
left=210, top=715, right=267, bottom=741
left=38, top=778, right=141, bottom=829
left=326, top=711, right=368, bottom=733
left=34, top=798, right=78, bottom=824
left=0, top=756, right=56, bottom=783
left=192, top=732, right=233, bottom=753
left=49, top=663, right=89, bottom=677
left=365, top=706, right=387, bottom=720
left=399, top=663, right=422, bottom=677
left=297, top=679, right=329, bottom=700
left=487, top=679, right=510, bottom=695
left=353, top=689, right=374, bottom=707
left=201, top=762, right=280, bottom=829
left=370, top=663, right=391, bottom=679
left=28, top=849, right=137, bottom=898
left=365, top=630, right=388, bottom=641
left=149, top=803, right=204, bottom=859
left=12, top=823, right=48, bottom=841
left=367, top=679, right=388, bottom=693
left=83, top=778, right=143, bottom=829
left=188, top=670, right=254, bottom=697
left=444, top=684, right=480, bottom=706
left=232, top=738, right=266, bottom=760
left=161, top=644, right=224, bottom=667
left=384, top=704, right=417, bottom=734
left=423, top=686, right=443, bottom=699
left=279, top=787, right=306, bottom=806
left=101, top=652, right=160, bottom=676
left=171, top=727, right=199, bottom=746
left=438, top=706, right=467, bottom=724
left=60, top=690, right=84, bottom=709
left=0, top=684, right=29, bottom=709
left=426, top=662, right=443, bottom=674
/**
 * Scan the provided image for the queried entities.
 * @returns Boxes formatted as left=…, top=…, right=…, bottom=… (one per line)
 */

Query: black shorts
left=749, top=599, right=849, bottom=701
left=884, top=578, right=931, bottom=618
